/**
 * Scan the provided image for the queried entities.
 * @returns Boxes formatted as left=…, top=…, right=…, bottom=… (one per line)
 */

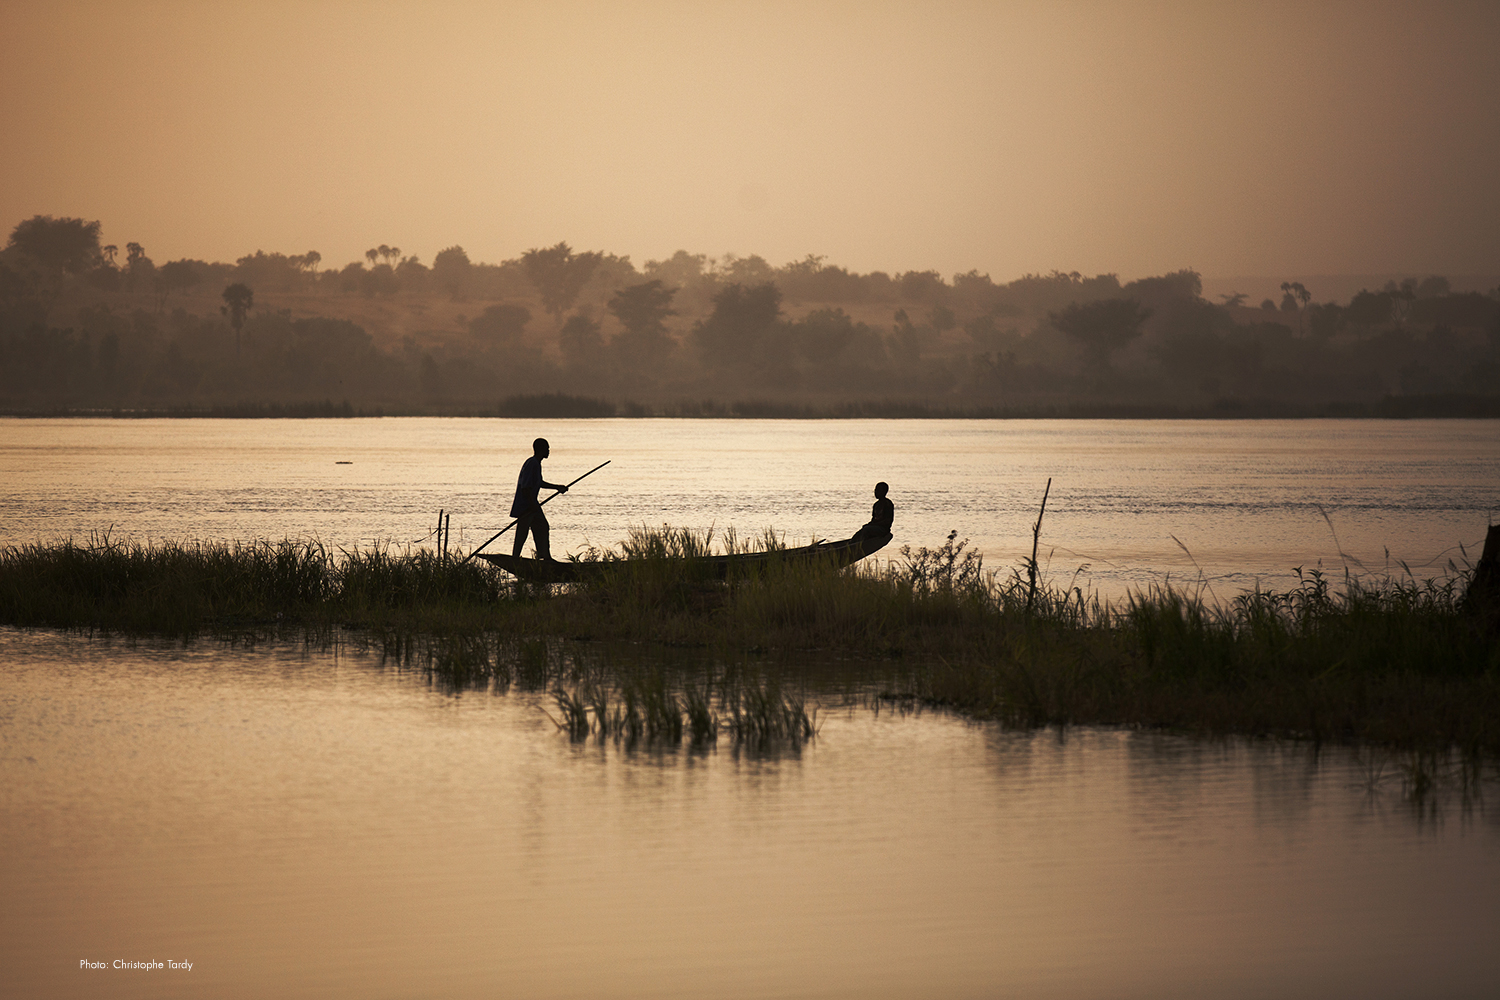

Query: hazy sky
left=3, top=0, right=1498, bottom=281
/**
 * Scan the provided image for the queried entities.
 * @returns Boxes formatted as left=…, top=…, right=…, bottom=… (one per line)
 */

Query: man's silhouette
left=853, top=481, right=894, bottom=544
left=511, top=437, right=567, bottom=560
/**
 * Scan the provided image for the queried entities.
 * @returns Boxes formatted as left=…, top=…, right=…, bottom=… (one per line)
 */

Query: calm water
left=2, top=630, right=1497, bottom=1000
left=1, top=417, right=1496, bottom=596
left=4, top=418, right=1500, bottom=997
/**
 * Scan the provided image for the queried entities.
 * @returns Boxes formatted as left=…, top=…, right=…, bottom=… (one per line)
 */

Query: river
left=2, top=417, right=1496, bottom=596
left=2, top=417, right=1498, bottom=997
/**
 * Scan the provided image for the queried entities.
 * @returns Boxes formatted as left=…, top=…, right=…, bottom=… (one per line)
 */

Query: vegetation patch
left=2, top=528, right=1496, bottom=754
left=5, top=213, right=1498, bottom=416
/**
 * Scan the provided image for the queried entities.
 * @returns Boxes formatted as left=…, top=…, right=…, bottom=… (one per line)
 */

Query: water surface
left=5, top=417, right=1499, bottom=997
left=2, top=631, right=1498, bottom=999
left=2, top=417, right=1495, bottom=597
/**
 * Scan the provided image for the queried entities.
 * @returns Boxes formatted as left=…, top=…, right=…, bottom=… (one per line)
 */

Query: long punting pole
left=462, top=460, right=611, bottom=563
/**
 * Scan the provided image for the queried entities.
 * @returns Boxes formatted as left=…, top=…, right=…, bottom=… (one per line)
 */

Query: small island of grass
left=2, top=526, right=1496, bottom=755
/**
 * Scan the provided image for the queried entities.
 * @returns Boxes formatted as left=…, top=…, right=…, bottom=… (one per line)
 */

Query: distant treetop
left=523, top=241, right=604, bottom=318
left=6, top=215, right=103, bottom=273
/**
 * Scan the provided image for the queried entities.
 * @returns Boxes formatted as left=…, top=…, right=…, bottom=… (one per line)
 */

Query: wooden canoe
left=476, top=530, right=892, bottom=584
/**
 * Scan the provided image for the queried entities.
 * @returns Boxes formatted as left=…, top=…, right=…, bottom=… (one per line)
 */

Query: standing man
left=511, top=437, right=568, bottom=560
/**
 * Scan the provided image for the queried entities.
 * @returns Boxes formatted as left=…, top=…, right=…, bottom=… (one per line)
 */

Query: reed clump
left=580, top=525, right=737, bottom=641
left=909, top=564, right=1499, bottom=753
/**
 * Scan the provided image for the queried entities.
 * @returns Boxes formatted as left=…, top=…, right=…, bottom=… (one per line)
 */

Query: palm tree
left=221, top=283, right=254, bottom=355
left=1280, top=281, right=1312, bottom=336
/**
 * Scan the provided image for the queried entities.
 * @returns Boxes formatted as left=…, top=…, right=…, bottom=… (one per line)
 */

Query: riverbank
left=3, top=530, right=1496, bottom=753
left=5, top=391, right=1500, bottom=419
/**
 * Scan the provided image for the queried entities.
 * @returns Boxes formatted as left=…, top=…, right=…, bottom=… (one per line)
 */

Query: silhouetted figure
left=853, top=481, right=894, bottom=544
left=511, top=437, right=568, bottom=560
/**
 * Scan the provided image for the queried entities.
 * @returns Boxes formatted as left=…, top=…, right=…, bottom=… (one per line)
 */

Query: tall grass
left=0, top=534, right=512, bottom=634
left=2, top=528, right=1495, bottom=751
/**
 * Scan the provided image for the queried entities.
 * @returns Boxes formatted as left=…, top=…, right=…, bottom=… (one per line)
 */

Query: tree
left=719, top=253, right=775, bottom=285
left=890, top=308, right=931, bottom=362
left=558, top=313, right=604, bottom=369
left=469, top=303, right=530, bottom=344
left=290, top=250, right=322, bottom=276
left=221, top=283, right=253, bottom=355
left=154, top=259, right=202, bottom=310
left=361, top=264, right=399, bottom=297
left=1123, top=269, right=1202, bottom=310
left=692, top=282, right=782, bottom=367
left=795, top=307, right=861, bottom=363
left=608, top=280, right=678, bottom=364
left=644, top=250, right=710, bottom=289
left=1416, top=275, right=1450, bottom=299
left=926, top=305, right=957, bottom=334
left=337, top=261, right=365, bottom=294
left=1279, top=281, right=1312, bottom=335
left=1383, top=279, right=1417, bottom=328
left=124, top=242, right=154, bottom=290
left=432, top=245, right=472, bottom=299
left=234, top=250, right=301, bottom=292
left=522, top=242, right=604, bottom=318
left=1049, top=298, right=1152, bottom=369
left=1218, top=292, right=1248, bottom=308
left=952, top=269, right=995, bottom=299
left=1306, top=302, right=1345, bottom=340
left=780, top=253, right=826, bottom=278
left=608, top=279, right=676, bottom=337
left=1346, top=289, right=1392, bottom=327
left=6, top=215, right=102, bottom=273
left=964, top=313, right=1017, bottom=353
left=86, top=259, right=121, bottom=291
left=394, top=255, right=428, bottom=294
left=897, top=270, right=946, bottom=303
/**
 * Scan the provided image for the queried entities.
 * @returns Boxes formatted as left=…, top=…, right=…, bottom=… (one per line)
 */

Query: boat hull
left=476, top=531, right=891, bottom=584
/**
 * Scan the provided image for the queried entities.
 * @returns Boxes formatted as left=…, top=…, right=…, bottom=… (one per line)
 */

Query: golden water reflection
left=2, top=629, right=1497, bottom=999
left=2, top=416, right=1496, bottom=599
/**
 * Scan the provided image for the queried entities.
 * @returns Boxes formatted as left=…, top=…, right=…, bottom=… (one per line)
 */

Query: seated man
left=853, top=481, right=894, bottom=544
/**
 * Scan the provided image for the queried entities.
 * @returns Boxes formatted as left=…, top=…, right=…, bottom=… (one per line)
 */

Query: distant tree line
left=3, top=214, right=1497, bottom=415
